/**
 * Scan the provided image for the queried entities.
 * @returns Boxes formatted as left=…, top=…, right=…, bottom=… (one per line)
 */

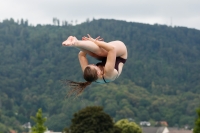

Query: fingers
left=98, top=37, right=103, bottom=41
left=95, top=36, right=103, bottom=41
left=82, top=36, right=89, bottom=40
left=87, top=34, right=93, bottom=41
left=83, top=34, right=103, bottom=42
left=87, top=34, right=91, bottom=38
left=98, top=38, right=103, bottom=41
left=95, top=36, right=100, bottom=40
left=82, top=34, right=93, bottom=41
left=82, top=37, right=87, bottom=40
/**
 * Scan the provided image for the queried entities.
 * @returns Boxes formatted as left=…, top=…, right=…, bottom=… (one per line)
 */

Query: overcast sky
left=0, top=0, right=200, bottom=30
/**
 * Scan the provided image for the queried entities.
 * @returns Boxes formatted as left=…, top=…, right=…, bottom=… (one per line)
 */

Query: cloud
left=0, top=0, right=200, bottom=29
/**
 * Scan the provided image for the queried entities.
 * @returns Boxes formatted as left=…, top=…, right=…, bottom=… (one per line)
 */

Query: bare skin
left=62, top=35, right=128, bottom=83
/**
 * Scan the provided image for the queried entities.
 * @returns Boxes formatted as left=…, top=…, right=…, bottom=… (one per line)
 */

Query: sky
left=0, top=0, right=200, bottom=30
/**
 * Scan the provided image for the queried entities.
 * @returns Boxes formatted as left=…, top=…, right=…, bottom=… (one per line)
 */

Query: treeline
left=0, top=18, right=200, bottom=132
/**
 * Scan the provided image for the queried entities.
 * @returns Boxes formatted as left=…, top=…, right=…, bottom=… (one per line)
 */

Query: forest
left=0, top=18, right=200, bottom=132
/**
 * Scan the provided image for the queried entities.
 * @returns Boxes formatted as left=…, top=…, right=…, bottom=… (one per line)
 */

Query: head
left=63, top=65, right=101, bottom=97
left=83, top=65, right=101, bottom=82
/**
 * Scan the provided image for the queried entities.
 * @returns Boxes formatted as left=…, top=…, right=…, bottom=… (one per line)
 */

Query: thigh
left=80, top=49, right=107, bottom=60
left=76, top=40, right=108, bottom=57
left=109, top=41, right=128, bottom=59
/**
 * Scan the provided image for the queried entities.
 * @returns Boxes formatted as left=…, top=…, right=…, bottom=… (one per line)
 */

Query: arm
left=93, top=40, right=113, bottom=52
left=62, top=36, right=107, bottom=57
left=104, top=47, right=117, bottom=77
left=82, top=35, right=113, bottom=52
left=82, top=36, right=104, bottom=41
left=92, top=38, right=117, bottom=76
left=83, top=34, right=117, bottom=77
left=78, top=51, right=88, bottom=72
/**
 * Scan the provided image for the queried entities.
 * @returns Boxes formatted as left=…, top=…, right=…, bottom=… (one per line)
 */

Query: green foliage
left=193, top=107, right=200, bottom=133
left=63, top=127, right=70, bottom=133
left=68, top=106, right=115, bottom=133
left=31, top=108, right=47, bottom=133
left=0, top=122, right=9, bottom=133
left=0, top=18, right=200, bottom=130
left=115, top=119, right=142, bottom=133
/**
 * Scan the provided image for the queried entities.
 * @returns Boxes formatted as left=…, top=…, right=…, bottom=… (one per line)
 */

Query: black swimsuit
left=96, top=57, right=127, bottom=83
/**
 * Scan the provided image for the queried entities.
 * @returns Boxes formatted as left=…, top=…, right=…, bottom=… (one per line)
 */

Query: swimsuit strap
left=103, top=76, right=108, bottom=83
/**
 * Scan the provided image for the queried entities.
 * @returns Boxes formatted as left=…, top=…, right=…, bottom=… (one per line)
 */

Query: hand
left=82, top=35, right=103, bottom=41
left=95, top=36, right=104, bottom=41
left=62, top=36, right=78, bottom=46
left=82, top=34, right=103, bottom=42
left=82, top=34, right=95, bottom=42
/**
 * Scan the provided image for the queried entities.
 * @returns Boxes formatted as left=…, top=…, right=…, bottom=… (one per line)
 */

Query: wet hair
left=62, top=66, right=98, bottom=96
left=83, top=66, right=98, bottom=82
left=62, top=80, right=92, bottom=97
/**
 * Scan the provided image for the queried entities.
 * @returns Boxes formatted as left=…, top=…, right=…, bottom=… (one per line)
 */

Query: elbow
left=110, top=46, right=116, bottom=52
left=78, top=51, right=86, bottom=56
left=109, top=46, right=115, bottom=51
left=108, top=46, right=116, bottom=55
left=78, top=51, right=83, bottom=55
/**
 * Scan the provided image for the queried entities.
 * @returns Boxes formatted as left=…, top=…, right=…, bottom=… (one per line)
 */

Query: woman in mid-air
left=62, top=34, right=128, bottom=95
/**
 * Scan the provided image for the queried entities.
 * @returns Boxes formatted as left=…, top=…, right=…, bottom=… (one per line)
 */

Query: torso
left=95, top=57, right=126, bottom=84
left=94, top=40, right=128, bottom=84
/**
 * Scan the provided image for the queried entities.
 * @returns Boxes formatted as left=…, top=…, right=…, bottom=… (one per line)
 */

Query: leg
left=76, top=40, right=108, bottom=57
left=62, top=36, right=108, bottom=57
left=79, top=49, right=105, bottom=61
left=109, top=41, right=128, bottom=59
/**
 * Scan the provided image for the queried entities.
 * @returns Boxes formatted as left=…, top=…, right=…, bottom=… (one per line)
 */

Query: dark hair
left=62, top=80, right=91, bottom=97
left=83, top=66, right=98, bottom=82
left=62, top=66, right=98, bottom=96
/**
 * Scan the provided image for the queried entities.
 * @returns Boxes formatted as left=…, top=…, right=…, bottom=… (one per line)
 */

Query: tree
left=193, top=107, right=200, bottom=133
left=63, top=127, right=70, bottom=133
left=115, top=119, right=142, bottom=133
left=31, top=108, right=47, bottom=133
left=0, top=123, right=9, bottom=133
left=68, top=106, right=116, bottom=133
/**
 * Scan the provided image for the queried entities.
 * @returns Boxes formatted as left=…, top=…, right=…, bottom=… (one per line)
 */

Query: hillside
left=0, top=18, right=200, bottom=131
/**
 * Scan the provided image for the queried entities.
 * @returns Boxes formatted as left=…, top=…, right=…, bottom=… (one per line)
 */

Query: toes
left=62, top=36, right=76, bottom=46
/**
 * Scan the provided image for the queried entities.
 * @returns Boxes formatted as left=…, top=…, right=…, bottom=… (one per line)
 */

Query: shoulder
left=104, top=69, right=118, bottom=81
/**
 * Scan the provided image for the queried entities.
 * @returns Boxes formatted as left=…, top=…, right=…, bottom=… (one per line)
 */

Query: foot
left=62, top=36, right=78, bottom=46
